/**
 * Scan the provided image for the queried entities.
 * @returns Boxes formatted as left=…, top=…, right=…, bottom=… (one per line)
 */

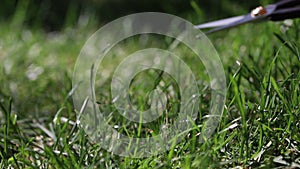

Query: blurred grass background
left=0, top=0, right=275, bottom=30
left=0, top=0, right=277, bottom=115
left=0, top=0, right=262, bottom=120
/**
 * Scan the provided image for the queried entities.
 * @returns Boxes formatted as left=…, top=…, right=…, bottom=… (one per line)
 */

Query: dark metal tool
left=195, top=0, right=300, bottom=34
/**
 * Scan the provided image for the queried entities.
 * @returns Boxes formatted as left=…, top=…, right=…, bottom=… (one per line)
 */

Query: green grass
left=0, top=15, right=300, bottom=168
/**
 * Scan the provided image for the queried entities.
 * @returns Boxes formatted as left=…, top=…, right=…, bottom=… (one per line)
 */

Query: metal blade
left=204, top=12, right=270, bottom=34
left=195, top=4, right=277, bottom=35
left=194, top=15, right=245, bottom=29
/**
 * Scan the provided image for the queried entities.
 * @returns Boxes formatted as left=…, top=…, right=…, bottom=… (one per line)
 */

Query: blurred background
left=0, top=0, right=274, bottom=31
left=0, top=0, right=283, bottom=116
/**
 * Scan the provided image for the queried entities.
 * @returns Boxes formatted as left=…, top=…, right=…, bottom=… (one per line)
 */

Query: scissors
left=195, top=0, right=300, bottom=34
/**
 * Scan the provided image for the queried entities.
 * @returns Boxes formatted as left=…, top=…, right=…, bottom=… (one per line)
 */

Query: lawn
left=0, top=6, right=300, bottom=169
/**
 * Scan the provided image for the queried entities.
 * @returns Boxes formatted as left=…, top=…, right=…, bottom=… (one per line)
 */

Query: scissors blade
left=194, top=15, right=245, bottom=29
left=204, top=13, right=260, bottom=34
left=195, top=4, right=277, bottom=34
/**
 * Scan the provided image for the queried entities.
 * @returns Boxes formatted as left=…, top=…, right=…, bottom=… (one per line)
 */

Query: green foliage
left=0, top=0, right=300, bottom=168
